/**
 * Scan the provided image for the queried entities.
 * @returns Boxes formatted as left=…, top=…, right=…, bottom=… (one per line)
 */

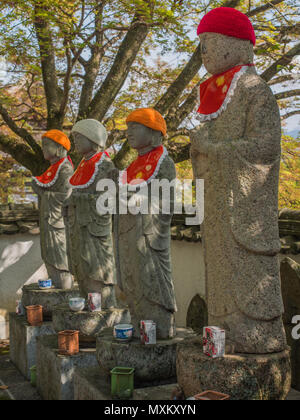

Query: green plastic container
left=30, top=365, right=37, bottom=387
left=111, top=367, right=134, bottom=399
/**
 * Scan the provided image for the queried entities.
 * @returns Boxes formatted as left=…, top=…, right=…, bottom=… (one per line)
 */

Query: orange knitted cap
left=126, top=108, right=167, bottom=137
left=42, top=129, right=71, bottom=151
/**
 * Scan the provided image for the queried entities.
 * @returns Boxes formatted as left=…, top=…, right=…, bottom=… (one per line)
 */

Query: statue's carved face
left=72, top=131, right=95, bottom=155
left=42, top=137, right=61, bottom=161
left=127, top=122, right=153, bottom=150
left=199, top=32, right=253, bottom=75
left=127, top=122, right=162, bottom=151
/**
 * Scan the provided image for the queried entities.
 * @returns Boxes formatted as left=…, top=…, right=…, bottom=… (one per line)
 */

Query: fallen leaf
left=0, top=386, right=8, bottom=390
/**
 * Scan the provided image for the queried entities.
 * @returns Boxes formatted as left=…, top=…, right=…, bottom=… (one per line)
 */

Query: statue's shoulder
left=97, top=155, right=115, bottom=175
left=102, top=156, right=115, bottom=170
left=92, top=155, right=115, bottom=186
left=239, top=70, right=275, bottom=102
left=60, top=159, right=74, bottom=177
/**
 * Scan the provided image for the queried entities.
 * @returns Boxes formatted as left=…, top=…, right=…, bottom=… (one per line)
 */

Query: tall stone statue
left=190, top=7, right=286, bottom=353
left=32, top=130, right=74, bottom=289
left=114, top=108, right=177, bottom=339
left=65, top=119, right=116, bottom=308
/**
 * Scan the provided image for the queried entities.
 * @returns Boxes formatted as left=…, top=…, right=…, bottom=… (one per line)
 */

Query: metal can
left=140, top=320, right=156, bottom=345
left=87, top=293, right=102, bottom=312
left=16, top=300, right=25, bottom=316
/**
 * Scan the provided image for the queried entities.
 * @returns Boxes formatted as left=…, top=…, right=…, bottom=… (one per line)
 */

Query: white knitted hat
left=71, top=119, right=108, bottom=147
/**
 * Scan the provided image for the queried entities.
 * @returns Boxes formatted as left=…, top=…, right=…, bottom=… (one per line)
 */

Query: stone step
left=74, top=366, right=177, bottom=400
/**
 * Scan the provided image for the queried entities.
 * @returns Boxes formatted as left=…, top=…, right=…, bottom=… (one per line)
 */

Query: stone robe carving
left=65, top=120, right=117, bottom=308
left=190, top=32, right=287, bottom=353
left=114, top=114, right=177, bottom=339
left=32, top=158, right=74, bottom=289
left=66, top=157, right=116, bottom=307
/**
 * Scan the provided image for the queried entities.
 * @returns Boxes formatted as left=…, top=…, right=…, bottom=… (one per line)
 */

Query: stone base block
left=74, top=367, right=176, bottom=400
left=52, top=305, right=131, bottom=342
left=96, top=327, right=195, bottom=385
left=36, top=334, right=97, bottom=400
left=9, top=313, right=55, bottom=380
left=177, top=337, right=292, bottom=400
left=22, top=284, right=80, bottom=320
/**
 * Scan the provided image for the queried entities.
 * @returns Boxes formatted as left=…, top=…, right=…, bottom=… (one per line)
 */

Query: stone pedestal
left=74, top=367, right=177, bottom=400
left=22, top=284, right=80, bottom=320
left=176, top=337, right=292, bottom=400
left=36, top=334, right=97, bottom=400
left=96, top=327, right=195, bottom=385
left=52, top=304, right=130, bottom=343
left=9, top=313, right=55, bottom=380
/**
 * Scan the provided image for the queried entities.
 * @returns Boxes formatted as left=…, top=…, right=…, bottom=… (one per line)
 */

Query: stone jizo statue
left=190, top=7, right=287, bottom=353
left=114, top=108, right=177, bottom=339
left=32, top=130, right=74, bottom=289
left=65, top=119, right=117, bottom=308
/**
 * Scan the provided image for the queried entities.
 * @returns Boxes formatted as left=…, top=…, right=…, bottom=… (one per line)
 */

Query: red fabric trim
left=120, top=145, right=165, bottom=186
left=197, top=64, right=254, bottom=116
left=67, top=156, right=74, bottom=167
left=69, top=152, right=104, bottom=187
left=34, top=158, right=66, bottom=185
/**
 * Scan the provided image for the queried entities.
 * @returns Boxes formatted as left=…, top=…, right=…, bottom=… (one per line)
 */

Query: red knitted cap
left=197, top=7, right=256, bottom=46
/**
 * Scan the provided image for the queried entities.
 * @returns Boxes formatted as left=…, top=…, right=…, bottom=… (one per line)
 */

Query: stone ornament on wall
left=31, top=130, right=74, bottom=290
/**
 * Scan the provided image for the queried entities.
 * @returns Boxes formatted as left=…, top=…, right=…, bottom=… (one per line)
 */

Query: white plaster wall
left=0, top=233, right=48, bottom=339
left=171, top=240, right=206, bottom=328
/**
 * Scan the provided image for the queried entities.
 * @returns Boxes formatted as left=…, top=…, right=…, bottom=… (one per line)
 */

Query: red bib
left=70, top=151, right=109, bottom=189
left=33, top=157, right=68, bottom=188
left=197, top=64, right=255, bottom=121
left=119, top=145, right=167, bottom=187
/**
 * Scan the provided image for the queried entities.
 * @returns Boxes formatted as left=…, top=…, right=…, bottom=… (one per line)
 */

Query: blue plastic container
left=113, top=324, right=134, bottom=342
left=38, top=279, right=52, bottom=290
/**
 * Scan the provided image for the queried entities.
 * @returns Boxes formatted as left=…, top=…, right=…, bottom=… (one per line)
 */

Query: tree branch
left=0, top=133, right=46, bottom=175
left=168, top=142, right=191, bottom=164
left=155, top=44, right=202, bottom=115
left=155, top=0, right=243, bottom=116
left=166, top=82, right=200, bottom=131
left=275, top=89, right=300, bottom=100
left=222, top=0, right=243, bottom=7
left=59, top=45, right=73, bottom=116
left=0, top=103, right=43, bottom=159
left=260, top=42, right=300, bottom=82
left=268, top=74, right=297, bottom=85
left=246, top=0, right=285, bottom=17
left=112, top=139, right=138, bottom=169
left=78, top=2, right=105, bottom=119
left=281, top=110, right=300, bottom=120
left=87, top=18, right=149, bottom=121
left=34, top=2, right=63, bottom=129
